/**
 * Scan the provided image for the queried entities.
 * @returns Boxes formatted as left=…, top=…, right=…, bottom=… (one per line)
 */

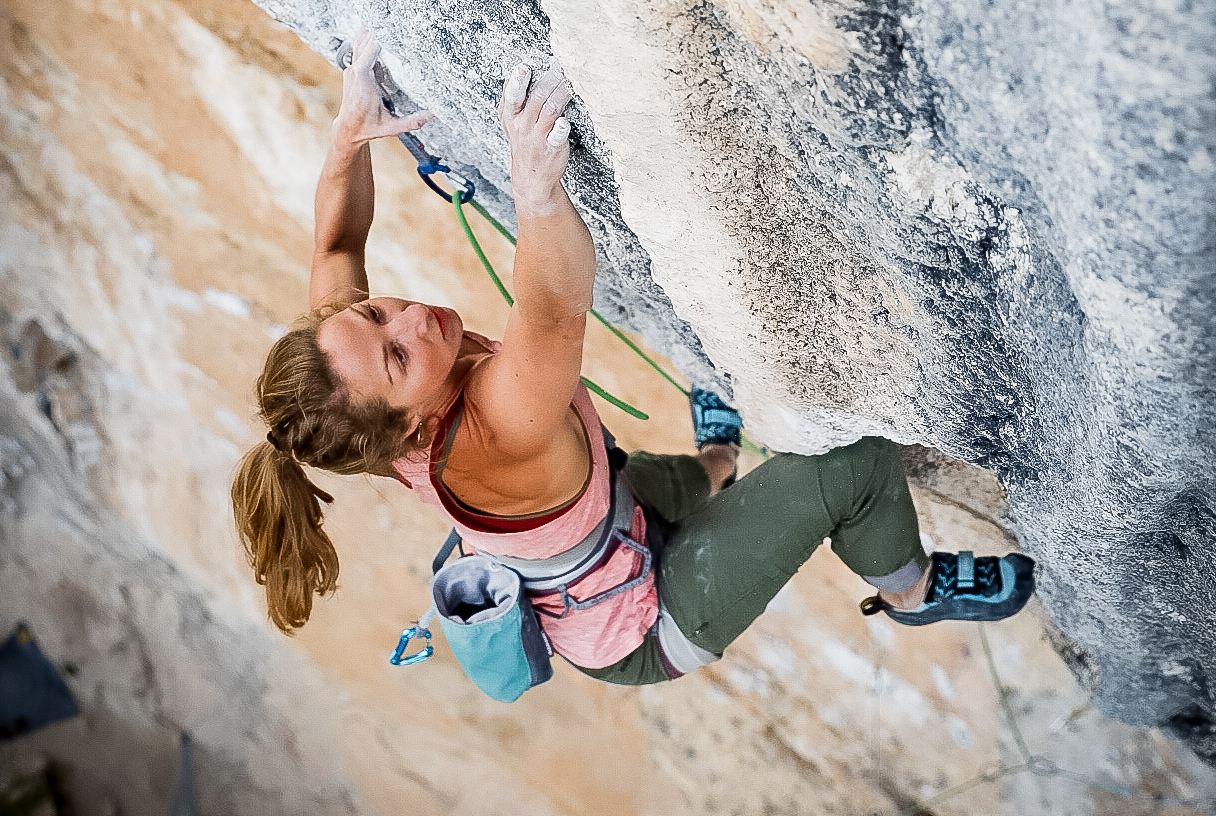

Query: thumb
left=374, top=110, right=434, bottom=138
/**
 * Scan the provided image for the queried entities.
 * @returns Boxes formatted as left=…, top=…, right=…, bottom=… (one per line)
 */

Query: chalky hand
left=336, top=28, right=432, bottom=144
left=499, top=63, right=573, bottom=217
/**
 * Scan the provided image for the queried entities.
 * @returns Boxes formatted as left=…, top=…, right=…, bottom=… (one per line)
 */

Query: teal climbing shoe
left=690, top=387, right=743, bottom=449
left=859, top=551, right=1036, bottom=625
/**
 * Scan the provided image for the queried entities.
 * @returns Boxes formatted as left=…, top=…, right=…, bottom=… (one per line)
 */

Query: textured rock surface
left=252, top=0, right=1216, bottom=752
left=3, top=0, right=1216, bottom=812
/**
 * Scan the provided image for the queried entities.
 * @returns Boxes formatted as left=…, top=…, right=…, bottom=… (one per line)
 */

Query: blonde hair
left=231, top=310, right=428, bottom=633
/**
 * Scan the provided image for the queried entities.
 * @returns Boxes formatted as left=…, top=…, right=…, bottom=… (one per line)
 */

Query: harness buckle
left=553, top=531, right=652, bottom=618
left=389, top=626, right=434, bottom=666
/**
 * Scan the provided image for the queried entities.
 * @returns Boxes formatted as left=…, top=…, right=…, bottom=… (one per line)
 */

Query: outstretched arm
left=310, top=30, right=431, bottom=311
left=470, top=65, right=597, bottom=455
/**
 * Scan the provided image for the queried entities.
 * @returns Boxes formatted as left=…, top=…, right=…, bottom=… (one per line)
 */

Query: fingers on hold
left=352, top=46, right=378, bottom=72
left=353, top=28, right=378, bottom=64
left=546, top=117, right=571, bottom=148
left=503, top=64, right=531, bottom=110
left=542, top=82, right=573, bottom=115
left=528, top=68, right=565, bottom=107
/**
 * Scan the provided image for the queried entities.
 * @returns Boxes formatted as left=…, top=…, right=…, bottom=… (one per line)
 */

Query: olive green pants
left=578, top=436, right=926, bottom=686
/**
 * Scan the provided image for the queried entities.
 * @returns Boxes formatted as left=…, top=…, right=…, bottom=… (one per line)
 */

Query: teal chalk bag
left=390, top=531, right=553, bottom=703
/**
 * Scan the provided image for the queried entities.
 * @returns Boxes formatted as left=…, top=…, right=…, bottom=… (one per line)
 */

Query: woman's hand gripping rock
left=499, top=63, right=574, bottom=218
left=335, top=28, right=433, bottom=146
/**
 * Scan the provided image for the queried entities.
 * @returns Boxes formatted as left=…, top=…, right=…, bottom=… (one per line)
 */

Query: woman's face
left=317, top=297, right=465, bottom=431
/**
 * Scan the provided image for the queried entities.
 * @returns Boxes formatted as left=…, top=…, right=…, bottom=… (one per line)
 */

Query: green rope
left=453, top=193, right=515, bottom=307
left=453, top=194, right=648, bottom=420
left=589, top=311, right=689, bottom=395
left=469, top=199, right=517, bottom=245
left=464, top=198, right=687, bottom=394
left=456, top=193, right=769, bottom=457
left=579, top=377, right=648, bottom=420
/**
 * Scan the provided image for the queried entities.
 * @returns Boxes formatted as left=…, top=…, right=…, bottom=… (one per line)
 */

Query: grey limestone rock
left=249, top=0, right=1216, bottom=759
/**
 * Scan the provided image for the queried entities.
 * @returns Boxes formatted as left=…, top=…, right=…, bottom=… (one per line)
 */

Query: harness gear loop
left=551, top=532, right=652, bottom=618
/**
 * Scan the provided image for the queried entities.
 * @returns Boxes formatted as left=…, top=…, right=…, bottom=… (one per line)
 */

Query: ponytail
left=231, top=312, right=425, bottom=633
left=232, top=440, right=339, bottom=633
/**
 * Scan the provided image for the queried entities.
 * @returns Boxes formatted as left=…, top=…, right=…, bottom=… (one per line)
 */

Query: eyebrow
left=352, top=305, right=393, bottom=385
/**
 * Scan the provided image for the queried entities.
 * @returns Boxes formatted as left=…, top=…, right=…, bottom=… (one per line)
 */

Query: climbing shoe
left=690, top=387, right=743, bottom=449
left=859, top=550, right=1036, bottom=625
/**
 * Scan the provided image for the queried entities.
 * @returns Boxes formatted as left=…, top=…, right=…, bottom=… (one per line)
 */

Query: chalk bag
left=431, top=556, right=553, bottom=703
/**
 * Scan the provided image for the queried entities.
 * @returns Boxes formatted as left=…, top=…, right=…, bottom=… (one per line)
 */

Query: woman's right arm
left=468, top=66, right=598, bottom=458
left=310, top=29, right=431, bottom=311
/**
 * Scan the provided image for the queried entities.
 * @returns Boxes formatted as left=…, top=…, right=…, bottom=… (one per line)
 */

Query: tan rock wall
left=1, top=0, right=1213, bottom=814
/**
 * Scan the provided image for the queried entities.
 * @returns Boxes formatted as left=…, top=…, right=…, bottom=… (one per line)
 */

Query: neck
left=432, top=333, right=493, bottom=422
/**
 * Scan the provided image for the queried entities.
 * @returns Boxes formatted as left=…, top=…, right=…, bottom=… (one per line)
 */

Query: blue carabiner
left=389, top=626, right=434, bottom=666
left=416, top=162, right=475, bottom=204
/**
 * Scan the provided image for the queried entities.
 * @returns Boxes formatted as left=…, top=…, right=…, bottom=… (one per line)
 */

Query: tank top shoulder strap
left=392, top=331, right=496, bottom=488
left=465, top=331, right=500, bottom=354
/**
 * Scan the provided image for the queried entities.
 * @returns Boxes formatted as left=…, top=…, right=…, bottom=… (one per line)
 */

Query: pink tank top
left=391, top=333, right=658, bottom=669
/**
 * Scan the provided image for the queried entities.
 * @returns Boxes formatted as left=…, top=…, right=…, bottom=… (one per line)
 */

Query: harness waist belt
left=442, top=460, right=650, bottom=619
left=482, top=468, right=635, bottom=591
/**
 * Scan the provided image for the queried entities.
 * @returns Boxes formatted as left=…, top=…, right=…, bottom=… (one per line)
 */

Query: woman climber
left=231, top=31, right=1036, bottom=687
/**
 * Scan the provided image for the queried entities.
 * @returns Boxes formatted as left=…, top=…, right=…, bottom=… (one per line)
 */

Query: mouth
left=430, top=306, right=446, bottom=339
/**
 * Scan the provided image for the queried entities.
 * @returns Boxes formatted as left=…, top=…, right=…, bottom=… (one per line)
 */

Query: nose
left=388, top=303, right=431, bottom=336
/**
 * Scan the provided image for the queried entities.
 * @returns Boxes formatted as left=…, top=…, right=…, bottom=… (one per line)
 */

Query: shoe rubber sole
left=881, top=553, right=1037, bottom=626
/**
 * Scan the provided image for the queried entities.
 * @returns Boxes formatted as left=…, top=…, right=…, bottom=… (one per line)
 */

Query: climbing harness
left=390, top=432, right=717, bottom=699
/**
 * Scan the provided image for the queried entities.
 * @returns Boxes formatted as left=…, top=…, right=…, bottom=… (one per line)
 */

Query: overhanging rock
left=251, top=0, right=1216, bottom=758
